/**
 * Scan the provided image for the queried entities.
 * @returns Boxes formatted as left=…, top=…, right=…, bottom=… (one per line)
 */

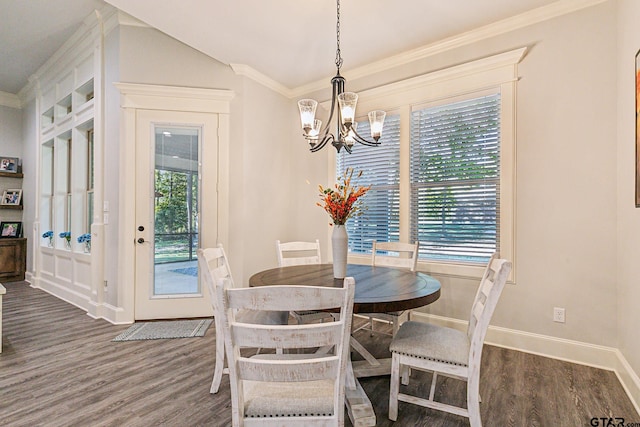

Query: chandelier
left=297, top=0, right=386, bottom=154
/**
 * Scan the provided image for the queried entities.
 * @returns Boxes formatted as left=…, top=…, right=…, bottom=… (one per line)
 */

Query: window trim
left=329, top=47, right=525, bottom=282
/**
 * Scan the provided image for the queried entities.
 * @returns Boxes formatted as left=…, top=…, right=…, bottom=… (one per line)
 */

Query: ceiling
left=1, top=0, right=571, bottom=96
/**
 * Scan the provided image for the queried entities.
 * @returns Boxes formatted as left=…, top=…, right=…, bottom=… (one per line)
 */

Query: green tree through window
left=154, top=169, right=198, bottom=263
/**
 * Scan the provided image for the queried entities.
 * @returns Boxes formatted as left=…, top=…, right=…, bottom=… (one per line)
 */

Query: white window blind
left=337, top=113, right=400, bottom=254
left=410, top=94, right=500, bottom=263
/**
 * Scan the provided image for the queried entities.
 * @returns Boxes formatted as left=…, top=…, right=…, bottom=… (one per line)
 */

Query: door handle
left=137, top=238, right=145, bottom=244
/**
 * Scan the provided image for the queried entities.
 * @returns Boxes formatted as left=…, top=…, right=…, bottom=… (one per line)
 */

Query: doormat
left=112, top=319, right=213, bottom=341
left=169, top=266, right=198, bottom=277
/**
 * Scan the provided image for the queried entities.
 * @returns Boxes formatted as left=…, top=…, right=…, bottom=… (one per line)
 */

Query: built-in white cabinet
left=39, top=55, right=95, bottom=253
left=34, top=26, right=100, bottom=315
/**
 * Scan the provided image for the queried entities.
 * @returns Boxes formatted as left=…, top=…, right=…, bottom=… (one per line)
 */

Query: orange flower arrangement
left=318, top=168, right=371, bottom=225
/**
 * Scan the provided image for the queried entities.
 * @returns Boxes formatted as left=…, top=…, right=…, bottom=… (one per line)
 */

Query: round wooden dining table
left=249, top=263, right=442, bottom=426
left=249, top=263, right=441, bottom=314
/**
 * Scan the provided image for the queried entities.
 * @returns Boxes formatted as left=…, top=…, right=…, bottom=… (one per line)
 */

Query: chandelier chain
left=335, top=0, right=343, bottom=71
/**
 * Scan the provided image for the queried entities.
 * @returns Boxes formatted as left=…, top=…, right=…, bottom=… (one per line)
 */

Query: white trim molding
left=115, top=82, right=234, bottom=113
left=412, top=312, right=640, bottom=415
left=230, top=64, right=295, bottom=98
left=0, top=91, right=21, bottom=109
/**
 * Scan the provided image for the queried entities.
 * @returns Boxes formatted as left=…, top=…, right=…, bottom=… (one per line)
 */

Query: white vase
left=332, top=225, right=348, bottom=279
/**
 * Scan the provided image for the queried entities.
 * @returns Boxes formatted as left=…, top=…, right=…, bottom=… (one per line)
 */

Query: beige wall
left=0, top=105, right=23, bottom=157
left=233, top=76, right=296, bottom=285
left=293, top=1, right=621, bottom=348
left=617, top=0, right=640, bottom=380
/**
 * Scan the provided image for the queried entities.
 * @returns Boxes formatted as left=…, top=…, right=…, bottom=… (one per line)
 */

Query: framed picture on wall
left=0, top=156, right=18, bottom=173
left=0, top=221, right=22, bottom=238
left=636, top=49, right=640, bottom=207
left=1, top=189, right=22, bottom=205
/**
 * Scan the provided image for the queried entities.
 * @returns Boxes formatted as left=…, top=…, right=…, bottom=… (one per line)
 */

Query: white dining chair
left=214, top=275, right=356, bottom=426
left=276, top=239, right=335, bottom=324
left=388, top=254, right=512, bottom=427
left=197, top=245, right=288, bottom=394
left=354, top=240, right=419, bottom=337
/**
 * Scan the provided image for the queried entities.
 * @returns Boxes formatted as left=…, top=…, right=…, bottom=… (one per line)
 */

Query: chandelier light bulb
left=298, top=99, right=318, bottom=135
left=345, top=123, right=357, bottom=148
left=368, top=110, right=386, bottom=141
left=338, top=92, right=358, bottom=126
left=309, top=119, right=322, bottom=139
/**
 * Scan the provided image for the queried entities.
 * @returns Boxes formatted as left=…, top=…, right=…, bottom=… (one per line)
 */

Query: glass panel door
left=134, top=110, right=217, bottom=320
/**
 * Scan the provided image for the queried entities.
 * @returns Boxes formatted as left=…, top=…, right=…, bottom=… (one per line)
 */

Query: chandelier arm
left=313, top=74, right=343, bottom=143
left=352, top=127, right=381, bottom=146
left=321, top=98, right=338, bottom=138
left=310, top=134, right=334, bottom=152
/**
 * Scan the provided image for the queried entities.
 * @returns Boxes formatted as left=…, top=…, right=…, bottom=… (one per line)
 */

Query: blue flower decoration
left=42, top=230, right=53, bottom=238
left=77, top=233, right=91, bottom=243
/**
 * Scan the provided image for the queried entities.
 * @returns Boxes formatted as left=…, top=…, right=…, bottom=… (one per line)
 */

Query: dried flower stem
left=318, top=168, right=370, bottom=225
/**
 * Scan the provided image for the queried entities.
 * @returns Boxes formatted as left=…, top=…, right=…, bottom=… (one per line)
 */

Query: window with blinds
left=410, top=93, right=500, bottom=263
left=337, top=113, right=400, bottom=254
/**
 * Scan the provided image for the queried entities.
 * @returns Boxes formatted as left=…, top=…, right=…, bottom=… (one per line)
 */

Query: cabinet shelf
left=0, top=205, right=22, bottom=210
left=0, top=171, right=23, bottom=179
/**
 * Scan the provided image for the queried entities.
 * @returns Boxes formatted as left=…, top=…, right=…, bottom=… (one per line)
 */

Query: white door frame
left=114, top=83, right=233, bottom=323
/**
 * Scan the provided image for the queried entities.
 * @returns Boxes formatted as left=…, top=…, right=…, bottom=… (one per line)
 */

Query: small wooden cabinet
left=0, top=238, right=26, bottom=282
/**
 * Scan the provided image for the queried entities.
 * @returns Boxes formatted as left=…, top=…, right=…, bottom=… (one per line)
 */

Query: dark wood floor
left=0, top=281, right=638, bottom=427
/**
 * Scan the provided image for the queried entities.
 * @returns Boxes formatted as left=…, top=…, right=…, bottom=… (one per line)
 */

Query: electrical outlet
left=553, top=307, right=565, bottom=323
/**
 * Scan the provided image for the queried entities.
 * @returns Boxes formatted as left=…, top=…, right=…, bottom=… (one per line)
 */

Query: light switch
left=103, top=201, right=109, bottom=212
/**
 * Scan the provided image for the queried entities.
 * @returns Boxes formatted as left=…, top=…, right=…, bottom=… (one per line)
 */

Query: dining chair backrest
left=198, top=244, right=233, bottom=292
left=215, top=276, right=356, bottom=426
left=466, top=254, right=511, bottom=361
left=276, top=239, right=321, bottom=266
left=371, top=241, right=419, bottom=272
left=197, top=245, right=233, bottom=394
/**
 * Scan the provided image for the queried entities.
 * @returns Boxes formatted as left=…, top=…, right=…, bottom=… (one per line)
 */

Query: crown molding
left=116, top=10, right=150, bottom=28
left=115, top=82, right=235, bottom=113
left=229, top=64, right=294, bottom=98
left=290, top=0, right=607, bottom=97
left=0, top=91, right=21, bottom=109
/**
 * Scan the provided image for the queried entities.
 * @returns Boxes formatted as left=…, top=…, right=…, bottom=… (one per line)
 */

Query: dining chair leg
left=210, top=328, right=225, bottom=394
left=345, top=358, right=357, bottom=390
left=468, top=374, right=482, bottom=427
left=401, top=365, right=411, bottom=385
left=392, top=319, right=400, bottom=337
left=389, top=354, right=400, bottom=421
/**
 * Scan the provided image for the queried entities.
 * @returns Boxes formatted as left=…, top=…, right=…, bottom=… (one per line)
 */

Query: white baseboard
left=410, top=312, right=640, bottom=415
left=30, top=276, right=131, bottom=325
left=31, top=276, right=92, bottom=314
